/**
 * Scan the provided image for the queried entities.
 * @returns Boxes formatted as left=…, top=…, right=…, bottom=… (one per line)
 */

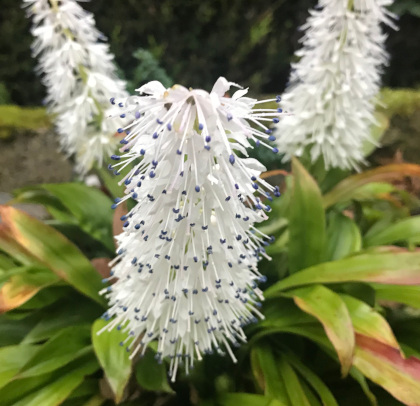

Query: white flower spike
left=24, top=0, right=127, bottom=174
left=101, top=78, right=282, bottom=380
left=276, top=0, right=396, bottom=170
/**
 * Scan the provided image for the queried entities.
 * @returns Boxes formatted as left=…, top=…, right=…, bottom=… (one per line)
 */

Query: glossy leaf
left=0, top=266, right=59, bottom=312
left=42, top=183, right=114, bottom=251
left=220, top=393, right=287, bottom=406
left=284, top=285, right=354, bottom=376
left=135, top=349, right=174, bottom=393
left=354, top=334, right=420, bottom=406
left=0, top=344, right=36, bottom=389
left=288, top=158, right=326, bottom=273
left=326, top=212, right=361, bottom=261
left=278, top=357, right=311, bottom=406
left=251, top=346, right=290, bottom=405
left=323, top=163, right=420, bottom=208
left=340, top=294, right=399, bottom=349
left=282, top=352, right=338, bottom=406
left=23, top=295, right=102, bottom=344
left=91, top=319, right=132, bottom=403
left=266, top=251, right=420, bottom=295
left=18, top=326, right=92, bottom=378
left=0, top=206, right=106, bottom=306
left=373, top=284, right=420, bottom=308
left=11, top=355, right=99, bottom=406
left=364, top=216, right=420, bottom=247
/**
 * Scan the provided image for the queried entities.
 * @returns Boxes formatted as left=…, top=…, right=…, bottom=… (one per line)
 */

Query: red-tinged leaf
left=266, top=251, right=420, bottom=296
left=288, top=158, right=326, bottom=273
left=323, top=164, right=420, bottom=208
left=340, top=294, right=399, bottom=350
left=0, top=267, right=59, bottom=313
left=284, top=285, right=354, bottom=376
left=354, top=334, right=420, bottom=406
left=0, top=206, right=105, bottom=306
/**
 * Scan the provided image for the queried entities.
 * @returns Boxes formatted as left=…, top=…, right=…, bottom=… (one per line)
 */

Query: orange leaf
left=323, top=164, right=420, bottom=208
left=354, top=334, right=420, bottom=406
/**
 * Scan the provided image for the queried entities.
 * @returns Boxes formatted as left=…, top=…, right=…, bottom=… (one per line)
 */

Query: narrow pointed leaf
left=364, top=216, right=420, bottom=247
left=0, top=206, right=105, bottom=306
left=266, top=252, right=420, bottom=295
left=42, top=183, right=114, bottom=251
left=288, top=158, right=326, bottom=273
left=251, top=346, right=290, bottom=405
left=0, top=266, right=59, bottom=313
left=91, top=319, right=132, bottom=403
left=323, top=164, right=420, bottom=208
left=11, top=355, right=99, bottom=406
left=340, top=294, right=399, bottom=349
left=373, top=284, right=420, bottom=308
left=18, top=326, right=92, bottom=378
left=284, top=285, right=354, bottom=375
left=282, top=352, right=338, bottom=406
left=326, top=212, right=361, bottom=261
left=278, top=357, right=311, bottom=406
left=220, top=393, right=287, bottom=406
left=354, top=334, right=420, bottom=406
left=0, top=344, right=36, bottom=389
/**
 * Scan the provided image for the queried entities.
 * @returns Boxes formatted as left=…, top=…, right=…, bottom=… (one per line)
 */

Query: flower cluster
left=275, top=0, right=396, bottom=170
left=101, top=78, right=282, bottom=379
left=24, top=0, right=127, bottom=173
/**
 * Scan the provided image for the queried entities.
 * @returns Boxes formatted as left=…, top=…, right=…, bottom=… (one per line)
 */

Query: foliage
left=0, top=106, right=50, bottom=139
left=0, top=157, right=420, bottom=405
left=0, top=0, right=419, bottom=105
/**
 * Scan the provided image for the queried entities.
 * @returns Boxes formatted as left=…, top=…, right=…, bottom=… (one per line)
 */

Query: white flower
left=275, top=0, right=396, bottom=170
left=24, top=0, right=127, bottom=173
left=100, top=78, right=282, bottom=380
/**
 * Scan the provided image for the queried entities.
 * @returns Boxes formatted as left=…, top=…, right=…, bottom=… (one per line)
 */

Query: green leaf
left=373, top=284, right=420, bottom=308
left=281, top=352, right=338, bottom=406
left=0, top=344, right=36, bottom=389
left=18, top=326, right=92, bottom=378
left=135, top=349, right=174, bottom=393
left=42, top=184, right=114, bottom=251
left=219, top=393, right=287, bottom=406
left=0, top=266, right=59, bottom=312
left=340, top=294, right=399, bottom=349
left=11, top=187, right=76, bottom=223
left=277, top=357, right=311, bottom=406
left=11, top=355, right=99, bottom=406
left=23, top=295, right=101, bottom=344
left=354, top=334, right=420, bottom=406
left=283, top=285, right=354, bottom=376
left=91, top=319, right=132, bottom=403
left=326, top=213, right=361, bottom=261
left=364, top=216, right=420, bottom=247
left=323, top=164, right=420, bottom=208
left=0, top=206, right=106, bottom=306
left=266, top=251, right=420, bottom=295
left=288, top=158, right=326, bottom=273
left=251, top=346, right=290, bottom=405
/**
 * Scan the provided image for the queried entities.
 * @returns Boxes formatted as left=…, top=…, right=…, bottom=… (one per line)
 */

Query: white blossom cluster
left=24, top=0, right=127, bottom=173
left=276, top=0, right=396, bottom=170
left=100, top=78, right=282, bottom=379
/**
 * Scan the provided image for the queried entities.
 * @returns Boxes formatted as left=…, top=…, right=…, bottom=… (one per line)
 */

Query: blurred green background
left=0, top=0, right=419, bottom=106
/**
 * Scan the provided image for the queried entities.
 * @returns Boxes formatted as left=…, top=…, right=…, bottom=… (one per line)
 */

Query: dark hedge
left=0, top=0, right=419, bottom=106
